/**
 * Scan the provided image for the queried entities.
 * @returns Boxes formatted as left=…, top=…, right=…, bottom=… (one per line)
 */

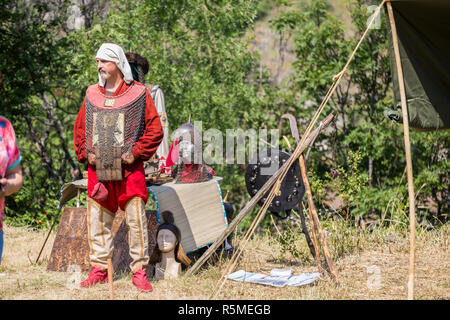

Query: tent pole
left=386, top=0, right=416, bottom=300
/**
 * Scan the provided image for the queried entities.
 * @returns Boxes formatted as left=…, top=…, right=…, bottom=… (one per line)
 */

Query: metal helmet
left=172, top=117, right=202, bottom=164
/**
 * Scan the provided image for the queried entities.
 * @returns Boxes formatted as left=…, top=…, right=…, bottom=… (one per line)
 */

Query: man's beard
left=99, top=70, right=111, bottom=82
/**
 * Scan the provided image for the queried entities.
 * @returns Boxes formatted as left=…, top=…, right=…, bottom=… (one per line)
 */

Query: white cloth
left=150, top=85, right=169, bottom=159
left=226, top=269, right=321, bottom=288
left=95, top=43, right=134, bottom=87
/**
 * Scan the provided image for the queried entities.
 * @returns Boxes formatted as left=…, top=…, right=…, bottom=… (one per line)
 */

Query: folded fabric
left=287, top=273, right=321, bottom=286
left=249, top=276, right=290, bottom=288
left=226, top=270, right=265, bottom=282
left=91, top=182, right=108, bottom=201
left=270, top=269, right=293, bottom=278
left=226, top=269, right=321, bottom=288
left=165, top=140, right=179, bottom=167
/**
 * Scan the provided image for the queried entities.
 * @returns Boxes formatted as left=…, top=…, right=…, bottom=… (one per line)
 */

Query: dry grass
left=0, top=220, right=448, bottom=300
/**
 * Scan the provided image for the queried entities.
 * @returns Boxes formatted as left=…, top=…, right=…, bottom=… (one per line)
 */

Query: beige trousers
left=86, top=197, right=149, bottom=272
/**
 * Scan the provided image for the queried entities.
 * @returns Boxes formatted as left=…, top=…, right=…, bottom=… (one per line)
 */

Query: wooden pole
left=299, top=157, right=322, bottom=264
left=296, top=201, right=317, bottom=259
left=185, top=113, right=335, bottom=277
left=281, top=113, right=323, bottom=263
left=107, top=257, right=114, bottom=300
left=386, top=0, right=416, bottom=300
left=35, top=206, right=63, bottom=264
left=76, top=189, right=80, bottom=208
left=299, top=156, right=339, bottom=285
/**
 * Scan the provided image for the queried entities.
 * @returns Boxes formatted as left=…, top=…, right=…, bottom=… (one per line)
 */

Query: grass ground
left=0, top=220, right=448, bottom=300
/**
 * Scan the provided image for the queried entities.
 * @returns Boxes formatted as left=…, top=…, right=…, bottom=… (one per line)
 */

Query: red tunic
left=73, top=80, right=163, bottom=212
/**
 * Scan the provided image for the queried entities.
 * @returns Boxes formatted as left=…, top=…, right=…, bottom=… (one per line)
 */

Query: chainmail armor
left=85, top=92, right=146, bottom=165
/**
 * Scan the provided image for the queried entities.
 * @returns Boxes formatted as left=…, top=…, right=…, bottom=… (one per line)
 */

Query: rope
left=209, top=0, right=386, bottom=298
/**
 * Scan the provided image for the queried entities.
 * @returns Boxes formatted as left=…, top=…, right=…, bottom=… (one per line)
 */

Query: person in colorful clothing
left=0, top=116, right=23, bottom=264
left=74, top=43, right=163, bottom=291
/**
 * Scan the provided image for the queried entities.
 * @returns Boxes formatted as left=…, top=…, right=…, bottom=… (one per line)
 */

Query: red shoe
left=132, top=269, right=153, bottom=292
left=80, top=266, right=108, bottom=288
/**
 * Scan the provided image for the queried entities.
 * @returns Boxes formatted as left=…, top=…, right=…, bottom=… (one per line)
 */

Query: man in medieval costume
left=73, top=43, right=163, bottom=291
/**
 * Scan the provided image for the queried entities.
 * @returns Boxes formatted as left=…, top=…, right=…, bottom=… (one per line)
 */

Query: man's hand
left=121, top=152, right=135, bottom=165
left=88, top=153, right=96, bottom=166
left=0, top=164, right=23, bottom=199
left=0, top=178, right=6, bottom=199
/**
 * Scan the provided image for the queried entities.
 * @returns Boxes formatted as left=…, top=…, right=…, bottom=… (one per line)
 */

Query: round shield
left=245, top=149, right=305, bottom=214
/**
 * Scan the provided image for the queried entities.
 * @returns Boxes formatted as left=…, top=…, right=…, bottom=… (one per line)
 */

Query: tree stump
left=47, top=207, right=90, bottom=272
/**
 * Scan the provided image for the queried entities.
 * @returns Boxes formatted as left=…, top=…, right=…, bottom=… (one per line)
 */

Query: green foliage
left=308, top=169, right=327, bottom=205
left=0, top=0, right=70, bottom=112
left=269, top=10, right=302, bottom=32
left=1, top=0, right=447, bottom=233
left=272, top=225, right=310, bottom=262
left=255, top=0, right=274, bottom=20
left=292, top=0, right=351, bottom=102
left=267, top=214, right=313, bottom=263
left=411, top=130, right=449, bottom=224
left=279, top=0, right=448, bottom=227
left=1, top=0, right=76, bottom=227
left=329, top=150, right=368, bottom=208
left=321, top=218, right=364, bottom=259
left=3, top=0, right=273, bottom=228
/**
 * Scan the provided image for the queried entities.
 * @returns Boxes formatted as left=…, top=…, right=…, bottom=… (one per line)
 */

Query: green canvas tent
left=385, top=0, right=450, bottom=130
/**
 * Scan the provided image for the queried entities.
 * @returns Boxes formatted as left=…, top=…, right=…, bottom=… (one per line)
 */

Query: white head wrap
left=95, top=43, right=133, bottom=87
